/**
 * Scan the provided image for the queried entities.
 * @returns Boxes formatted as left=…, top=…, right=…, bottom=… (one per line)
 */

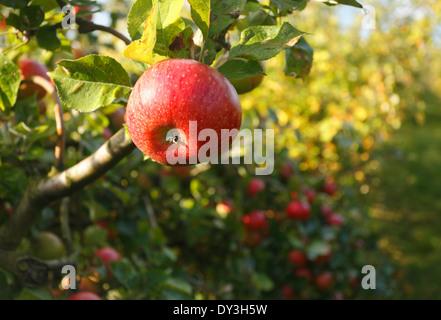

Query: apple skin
left=328, top=213, right=345, bottom=226
left=247, top=178, right=265, bottom=197
left=281, top=162, right=294, bottom=180
left=315, top=272, right=334, bottom=291
left=294, top=268, right=313, bottom=282
left=68, top=291, right=102, bottom=300
left=281, top=285, right=294, bottom=300
left=126, top=59, right=242, bottom=166
left=32, top=231, right=65, bottom=261
left=304, top=188, right=316, bottom=204
left=314, top=250, right=333, bottom=265
left=323, top=180, right=337, bottom=196
left=321, top=204, right=333, bottom=217
left=242, top=210, right=267, bottom=230
left=94, top=247, right=121, bottom=278
left=0, top=17, right=6, bottom=30
left=18, top=59, right=51, bottom=101
left=285, top=200, right=311, bottom=221
left=228, top=61, right=266, bottom=95
left=288, top=250, right=307, bottom=267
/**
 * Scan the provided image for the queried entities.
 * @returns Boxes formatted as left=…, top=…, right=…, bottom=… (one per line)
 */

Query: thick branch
left=0, top=250, right=77, bottom=287
left=37, top=128, right=135, bottom=202
left=0, top=128, right=135, bottom=250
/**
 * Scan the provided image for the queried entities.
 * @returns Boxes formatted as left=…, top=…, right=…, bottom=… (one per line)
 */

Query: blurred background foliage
left=1, top=0, right=441, bottom=299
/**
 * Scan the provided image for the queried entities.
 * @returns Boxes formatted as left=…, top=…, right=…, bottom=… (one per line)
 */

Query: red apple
left=68, top=291, right=102, bottom=300
left=227, top=61, right=266, bottom=95
left=172, top=166, right=191, bottom=177
left=313, top=250, right=333, bottom=265
left=247, top=178, right=265, bottom=197
left=18, top=59, right=52, bottom=100
left=321, top=204, right=332, bottom=218
left=102, top=127, right=113, bottom=140
left=315, top=272, right=334, bottom=291
left=323, top=180, right=337, bottom=196
left=79, top=276, right=100, bottom=294
left=126, top=59, right=242, bottom=166
left=95, top=219, right=118, bottom=239
left=242, top=210, right=267, bottom=230
left=0, top=17, right=6, bottom=30
left=242, top=230, right=262, bottom=247
left=108, top=107, right=126, bottom=128
left=328, top=213, right=345, bottom=226
left=94, top=247, right=121, bottom=278
left=349, top=275, right=358, bottom=288
left=285, top=200, right=311, bottom=221
left=294, top=268, right=313, bottom=282
left=281, top=285, right=294, bottom=299
left=74, top=6, right=93, bottom=21
left=304, top=188, right=316, bottom=204
left=281, top=162, right=294, bottom=180
left=288, top=250, right=307, bottom=267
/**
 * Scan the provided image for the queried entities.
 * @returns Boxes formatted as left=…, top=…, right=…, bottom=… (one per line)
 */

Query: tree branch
left=56, top=0, right=131, bottom=45
left=0, top=128, right=135, bottom=251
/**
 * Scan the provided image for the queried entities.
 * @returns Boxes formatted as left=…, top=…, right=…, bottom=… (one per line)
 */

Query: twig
left=82, top=21, right=131, bottom=45
left=142, top=195, right=158, bottom=228
left=56, top=0, right=131, bottom=45
left=59, top=197, right=75, bottom=255
left=28, top=76, right=65, bottom=170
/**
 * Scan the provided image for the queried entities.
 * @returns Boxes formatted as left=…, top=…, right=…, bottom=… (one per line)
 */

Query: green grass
left=363, top=90, right=441, bottom=299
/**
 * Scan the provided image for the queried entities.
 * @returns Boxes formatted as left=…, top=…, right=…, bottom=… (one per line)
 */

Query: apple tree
left=0, top=0, right=397, bottom=299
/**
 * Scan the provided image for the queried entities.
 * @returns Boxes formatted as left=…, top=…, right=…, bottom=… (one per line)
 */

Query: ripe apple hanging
left=126, top=59, right=242, bottom=166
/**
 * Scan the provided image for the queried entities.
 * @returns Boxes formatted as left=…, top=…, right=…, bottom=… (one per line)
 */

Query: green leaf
left=229, top=22, right=305, bottom=61
left=163, top=278, right=192, bottom=295
left=83, top=225, right=108, bottom=247
left=0, top=0, right=30, bottom=9
left=209, top=0, right=245, bottom=37
left=201, top=38, right=216, bottom=65
left=5, top=13, right=21, bottom=30
left=321, top=0, right=362, bottom=8
left=168, top=25, right=194, bottom=59
left=127, top=0, right=154, bottom=40
left=48, top=55, right=132, bottom=112
left=217, top=58, right=264, bottom=79
left=124, top=0, right=158, bottom=64
left=36, top=25, right=61, bottom=51
left=155, top=0, right=185, bottom=56
left=306, top=241, right=331, bottom=260
left=126, top=0, right=185, bottom=62
left=187, top=0, right=210, bottom=39
left=85, top=199, right=109, bottom=222
left=334, top=0, right=362, bottom=8
left=284, top=36, right=313, bottom=78
left=110, top=259, right=138, bottom=288
left=252, top=273, right=274, bottom=292
left=188, top=0, right=246, bottom=39
left=20, top=5, right=45, bottom=29
left=0, top=55, right=21, bottom=111
left=15, top=287, right=53, bottom=300
left=29, top=0, right=58, bottom=12
left=271, top=0, right=309, bottom=12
